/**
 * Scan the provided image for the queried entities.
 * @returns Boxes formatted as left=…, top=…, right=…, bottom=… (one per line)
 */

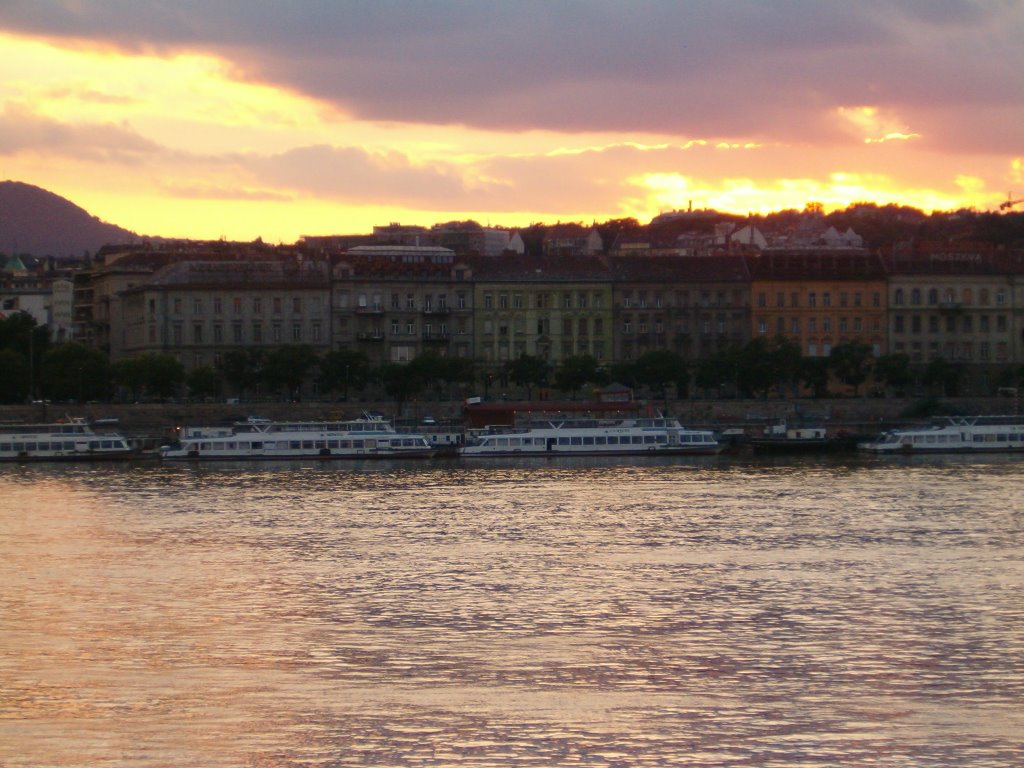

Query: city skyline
left=2, top=1, right=1022, bottom=243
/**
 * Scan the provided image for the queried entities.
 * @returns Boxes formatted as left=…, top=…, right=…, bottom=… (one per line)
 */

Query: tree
left=800, top=356, right=831, bottom=398
left=216, top=349, right=265, bottom=400
left=0, top=311, right=50, bottom=400
left=262, top=345, right=319, bottom=400
left=694, top=346, right=741, bottom=397
left=318, top=348, right=370, bottom=400
left=828, top=341, right=875, bottom=396
left=505, top=354, right=550, bottom=399
left=735, top=338, right=776, bottom=398
left=874, top=353, right=912, bottom=396
left=924, top=357, right=963, bottom=397
left=40, top=343, right=110, bottom=402
left=186, top=366, right=222, bottom=401
left=633, top=349, right=687, bottom=401
left=0, top=349, right=29, bottom=403
left=376, top=362, right=423, bottom=413
left=111, top=353, right=184, bottom=401
left=553, top=354, right=600, bottom=400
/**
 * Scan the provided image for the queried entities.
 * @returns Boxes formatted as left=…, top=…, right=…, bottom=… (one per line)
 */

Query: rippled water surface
left=2, top=455, right=1023, bottom=766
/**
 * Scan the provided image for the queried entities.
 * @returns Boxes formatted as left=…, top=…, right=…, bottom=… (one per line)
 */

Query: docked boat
left=159, top=414, right=436, bottom=460
left=0, top=418, right=134, bottom=461
left=460, top=416, right=720, bottom=457
left=749, top=421, right=853, bottom=454
left=858, top=415, right=1024, bottom=454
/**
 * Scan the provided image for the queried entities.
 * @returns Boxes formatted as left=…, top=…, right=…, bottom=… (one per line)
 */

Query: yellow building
left=748, top=249, right=887, bottom=357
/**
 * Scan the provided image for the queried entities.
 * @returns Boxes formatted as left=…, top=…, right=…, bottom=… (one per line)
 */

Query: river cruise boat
left=160, top=415, right=436, bottom=460
left=858, top=415, right=1024, bottom=454
left=460, top=416, right=720, bottom=457
left=0, top=418, right=134, bottom=461
left=749, top=421, right=855, bottom=454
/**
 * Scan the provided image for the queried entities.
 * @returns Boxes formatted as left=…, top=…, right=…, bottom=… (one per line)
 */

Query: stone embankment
left=3, top=396, right=1019, bottom=442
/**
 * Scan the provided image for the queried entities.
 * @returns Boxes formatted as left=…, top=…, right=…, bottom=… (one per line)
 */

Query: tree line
left=3, top=311, right=1022, bottom=406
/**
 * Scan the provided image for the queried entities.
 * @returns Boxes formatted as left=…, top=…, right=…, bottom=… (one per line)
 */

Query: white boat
left=460, top=416, right=720, bottom=457
left=858, top=415, right=1024, bottom=454
left=0, top=418, right=134, bottom=461
left=160, top=414, right=436, bottom=460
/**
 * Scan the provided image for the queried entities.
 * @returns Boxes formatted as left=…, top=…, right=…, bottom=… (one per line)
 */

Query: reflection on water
left=1, top=456, right=1023, bottom=766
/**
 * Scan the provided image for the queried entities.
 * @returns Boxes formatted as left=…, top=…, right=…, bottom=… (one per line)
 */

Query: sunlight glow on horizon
left=0, top=30, right=1017, bottom=243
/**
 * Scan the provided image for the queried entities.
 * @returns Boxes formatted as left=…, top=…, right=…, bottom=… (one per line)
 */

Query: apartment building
left=330, top=246, right=473, bottom=364
left=610, top=256, right=751, bottom=361
left=748, top=249, right=887, bottom=357
left=120, top=257, right=331, bottom=371
left=885, top=246, right=1016, bottom=391
left=470, top=254, right=613, bottom=369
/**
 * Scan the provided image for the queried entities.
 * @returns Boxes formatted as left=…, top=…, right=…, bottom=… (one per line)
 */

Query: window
left=272, top=323, right=282, bottom=343
left=273, top=297, right=282, bottom=314
left=823, top=292, right=831, bottom=307
left=757, top=319, right=767, bottom=335
left=213, top=324, right=223, bottom=343
left=293, top=324, right=302, bottom=342
left=894, top=288, right=904, bottom=306
left=253, top=323, right=262, bottom=343
left=193, top=299, right=202, bottom=314
left=757, top=293, right=767, bottom=307
left=484, top=294, right=493, bottom=309
left=214, top=298, right=222, bottom=314
left=233, top=324, right=243, bottom=343
left=894, top=315, right=904, bottom=333
left=193, top=324, right=203, bottom=343
left=173, top=298, right=182, bottom=314
left=499, top=294, right=508, bottom=309
left=911, top=288, right=921, bottom=305
left=253, top=298, right=262, bottom=314
left=808, top=292, right=817, bottom=307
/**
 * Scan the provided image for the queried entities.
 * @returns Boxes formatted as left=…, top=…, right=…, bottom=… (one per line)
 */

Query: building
left=542, top=224, right=603, bottom=257
left=330, top=246, right=472, bottom=364
left=120, top=255, right=331, bottom=378
left=609, top=256, right=751, bottom=361
left=470, top=254, right=613, bottom=370
left=885, top=244, right=1016, bottom=392
left=748, top=249, right=887, bottom=358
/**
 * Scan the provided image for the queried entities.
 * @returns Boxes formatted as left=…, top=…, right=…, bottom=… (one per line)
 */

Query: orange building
left=747, top=249, right=888, bottom=357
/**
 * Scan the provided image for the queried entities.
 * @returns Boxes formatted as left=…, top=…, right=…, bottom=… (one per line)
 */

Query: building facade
left=748, top=250, right=888, bottom=357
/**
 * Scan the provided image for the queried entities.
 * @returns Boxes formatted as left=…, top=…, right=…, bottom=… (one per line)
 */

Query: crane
left=1000, top=194, right=1023, bottom=210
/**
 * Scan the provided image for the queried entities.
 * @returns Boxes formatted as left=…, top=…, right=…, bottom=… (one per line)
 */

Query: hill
left=0, top=180, right=138, bottom=258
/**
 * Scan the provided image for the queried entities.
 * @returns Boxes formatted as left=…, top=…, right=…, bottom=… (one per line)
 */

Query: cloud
left=2, top=1, right=1022, bottom=153
left=0, top=103, right=161, bottom=162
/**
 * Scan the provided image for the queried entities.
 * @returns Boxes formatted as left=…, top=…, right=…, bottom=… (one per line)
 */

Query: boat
left=159, top=414, right=437, bottom=460
left=0, top=418, right=135, bottom=461
left=858, top=415, right=1024, bottom=454
left=459, top=415, right=720, bottom=457
left=749, top=421, right=853, bottom=454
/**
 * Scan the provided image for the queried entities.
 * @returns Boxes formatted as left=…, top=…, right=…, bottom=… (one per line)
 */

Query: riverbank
left=3, top=395, right=1019, bottom=440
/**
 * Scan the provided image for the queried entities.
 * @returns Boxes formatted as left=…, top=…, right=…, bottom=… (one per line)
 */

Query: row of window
left=757, top=317, right=883, bottom=335
left=893, top=287, right=1007, bottom=306
left=154, top=322, right=323, bottom=345
left=341, top=292, right=468, bottom=310
left=165, top=296, right=322, bottom=316
left=481, top=318, right=606, bottom=336
left=757, top=291, right=883, bottom=308
left=482, top=292, right=606, bottom=310
left=188, top=438, right=426, bottom=451
left=891, top=340, right=1009, bottom=361
left=0, top=440, right=126, bottom=452
left=893, top=315, right=1008, bottom=333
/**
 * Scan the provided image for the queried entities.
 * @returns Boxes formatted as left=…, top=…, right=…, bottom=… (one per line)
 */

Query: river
left=1, top=454, right=1022, bottom=766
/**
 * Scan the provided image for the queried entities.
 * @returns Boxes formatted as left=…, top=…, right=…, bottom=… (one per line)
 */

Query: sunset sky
left=2, top=1, right=1022, bottom=243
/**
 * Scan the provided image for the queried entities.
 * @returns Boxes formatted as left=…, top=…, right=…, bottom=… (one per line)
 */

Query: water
left=1, top=455, right=1022, bottom=766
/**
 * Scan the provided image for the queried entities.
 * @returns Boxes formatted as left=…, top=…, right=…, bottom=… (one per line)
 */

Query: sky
left=1, top=1, right=1023, bottom=243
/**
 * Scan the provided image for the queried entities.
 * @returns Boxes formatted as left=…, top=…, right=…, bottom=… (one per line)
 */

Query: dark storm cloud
left=2, top=1, right=1022, bottom=149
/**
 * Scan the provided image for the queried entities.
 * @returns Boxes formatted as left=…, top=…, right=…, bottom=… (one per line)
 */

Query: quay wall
left=2, top=396, right=1020, bottom=439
